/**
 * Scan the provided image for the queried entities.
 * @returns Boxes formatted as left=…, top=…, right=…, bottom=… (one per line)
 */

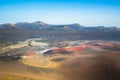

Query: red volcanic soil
left=44, top=45, right=87, bottom=55
left=53, top=48, right=67, bottom=53
left=22, top=51, right=38, bottom=58
left=66, top=45, right=86, bottom=52
left=53, top=45, right=86, bottom=53
left=44, top=41, right=120, bottom=55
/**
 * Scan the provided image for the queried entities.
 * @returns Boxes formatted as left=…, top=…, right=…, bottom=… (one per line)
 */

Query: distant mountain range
left=0, top=21, right=119, bottom=31
left=0, top=21, right=120, bottom=41
left=0, top=21, right=84, bottom=31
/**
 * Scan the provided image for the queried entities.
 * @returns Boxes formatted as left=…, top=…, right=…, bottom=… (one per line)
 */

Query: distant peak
left=33, top=21, right=47, bottom=26
left=34, top=21, right=43, bottom=23
left=4, top=23, right=16, bottom=27
left=98, top=26, right=105, bottom=28
left=71, top=23, right=84, bottom=27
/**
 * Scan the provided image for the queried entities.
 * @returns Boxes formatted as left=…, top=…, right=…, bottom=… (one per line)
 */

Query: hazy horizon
left=0, top=0, right=120, bottom=27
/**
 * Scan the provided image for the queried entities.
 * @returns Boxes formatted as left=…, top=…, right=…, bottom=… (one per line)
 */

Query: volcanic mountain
left=0, top=21, right=119, bottom=31
left=0, top=21, right=84, bottom=30
left=0, top=21, right=120, bottom=41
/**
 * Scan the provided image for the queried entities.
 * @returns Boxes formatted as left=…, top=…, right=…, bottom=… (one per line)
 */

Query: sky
left=0, top=0, right=120, bottom=27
